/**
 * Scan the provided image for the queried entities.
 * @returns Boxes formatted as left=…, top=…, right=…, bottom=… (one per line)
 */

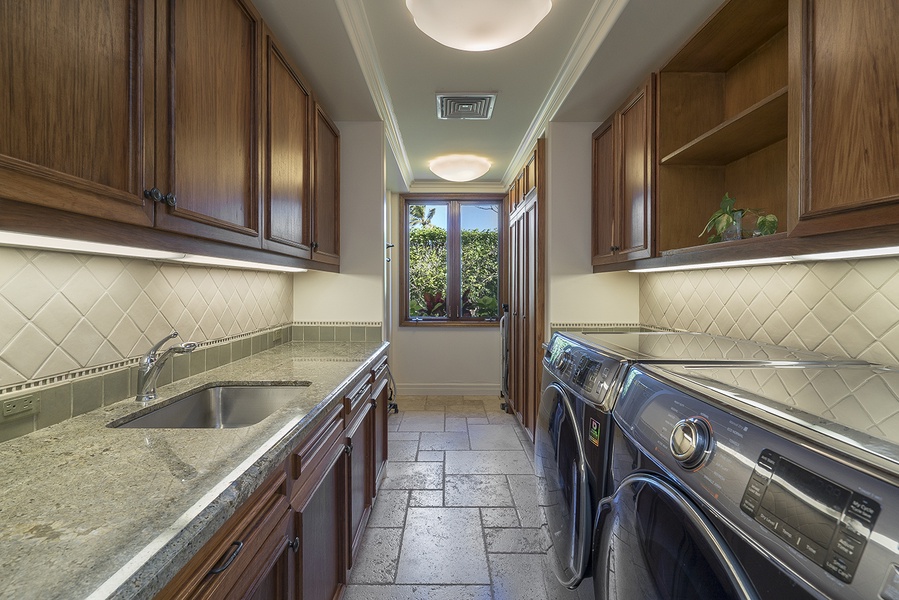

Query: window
left=401, top=194, right=504, bottom=325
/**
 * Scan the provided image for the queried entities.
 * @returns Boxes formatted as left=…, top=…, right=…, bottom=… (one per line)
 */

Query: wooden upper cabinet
left=0, top=0, right=154, bottom=226
left=153, top=0, right=263, bottom=247
left=790, top=0, right=899, bottom=235
left=617, top=81, right=653, bottom=259
left=263, top=29, right=313, bottom=258
left=592, top=121, right=616, bottom=264
left=311, top=104, right=340, bottom=265
left=592, top=77, right=654, bottom=265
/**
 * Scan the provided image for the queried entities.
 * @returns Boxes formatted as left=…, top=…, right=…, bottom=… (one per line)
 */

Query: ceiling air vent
left=437, top=93, right=496, bottom=120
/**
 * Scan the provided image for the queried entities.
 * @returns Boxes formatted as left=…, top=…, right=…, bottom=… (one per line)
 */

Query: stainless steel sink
left=112, top=384, right=311, bottom=429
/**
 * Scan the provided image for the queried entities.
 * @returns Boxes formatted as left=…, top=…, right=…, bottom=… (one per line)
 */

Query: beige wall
left=640, top=257, right=899, bottom=366
left=294, top=121, right=386, bottom=326
left=0, top=247, right=292, bottom=392
left=546, top=121, right=640, bottom=329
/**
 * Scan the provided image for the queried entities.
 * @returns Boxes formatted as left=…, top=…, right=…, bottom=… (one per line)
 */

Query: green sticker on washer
left=589, top=418, right=600, bottom=447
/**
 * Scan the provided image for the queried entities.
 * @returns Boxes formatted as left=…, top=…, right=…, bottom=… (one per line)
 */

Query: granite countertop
left=0, top=340, right=388, bottom=600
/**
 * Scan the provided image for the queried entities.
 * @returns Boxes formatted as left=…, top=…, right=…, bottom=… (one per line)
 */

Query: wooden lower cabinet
left=162, top=353, right=390, bottom=600
left=157, top=468, right=294, bottom=600
left=370, top=355, right=390, bottom=491
left=293, top=437, right=347, bottom=600
left=345, top=402, right=373, bottom=568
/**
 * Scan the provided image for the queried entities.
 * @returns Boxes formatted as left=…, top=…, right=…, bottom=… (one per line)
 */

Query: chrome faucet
left=136, top=331, right=198, bottom=402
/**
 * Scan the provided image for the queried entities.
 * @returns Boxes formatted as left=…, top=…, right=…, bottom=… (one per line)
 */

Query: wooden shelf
left=664, top=0, right=787, bottom=72
left=661, top=88, right=787, bottom=165
left=593, top=226, right=899, bottom=273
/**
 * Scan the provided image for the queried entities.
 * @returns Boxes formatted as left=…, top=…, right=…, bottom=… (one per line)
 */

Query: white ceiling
left=252, top=0, right=725, bottom=193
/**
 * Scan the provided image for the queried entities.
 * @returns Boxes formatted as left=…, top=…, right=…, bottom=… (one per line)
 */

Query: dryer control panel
left=740, top=449, right=880, bottom=583
left=614, top=365, right=899, bottom=600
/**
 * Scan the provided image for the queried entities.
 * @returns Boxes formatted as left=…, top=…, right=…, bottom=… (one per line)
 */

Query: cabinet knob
left=144, top=188, right=163, bottom=203
left=163, top=192, right=177, bottom=207
left=311, top=241, right=319, bottom=251
left=371, top=398, right=378, bottom=408
left=344, top=443, right=353, bottom=456
left=288, top=536, right=300, bottom=552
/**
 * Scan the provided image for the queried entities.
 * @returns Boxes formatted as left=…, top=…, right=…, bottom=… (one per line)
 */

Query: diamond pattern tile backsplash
left=640, top=257, right=899, bottom=366
left=0, top=247, right=293, bottom=387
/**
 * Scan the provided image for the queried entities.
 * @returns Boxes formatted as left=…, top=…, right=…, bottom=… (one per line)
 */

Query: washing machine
left=535, top=330, right=870, bottom=593
left=596, top=362, right=899, bottom=599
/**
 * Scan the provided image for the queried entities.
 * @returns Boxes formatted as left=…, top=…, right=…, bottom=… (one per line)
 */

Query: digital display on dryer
left=740, top=450, right=881, bottom=584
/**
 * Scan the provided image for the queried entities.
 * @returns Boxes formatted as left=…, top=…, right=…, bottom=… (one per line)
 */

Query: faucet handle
left=146, top=331, right=179, bottom=358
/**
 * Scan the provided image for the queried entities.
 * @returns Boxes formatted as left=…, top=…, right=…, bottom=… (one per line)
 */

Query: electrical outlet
left=272, top=330, right=282, bottom=343
left=2, top=395, right=38, bottom=418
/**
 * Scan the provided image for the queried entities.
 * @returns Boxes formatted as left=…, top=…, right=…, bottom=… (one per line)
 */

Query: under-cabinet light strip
left=0, top=231, right=307, bottom=273
left=630, top=246, right=899, bottom=273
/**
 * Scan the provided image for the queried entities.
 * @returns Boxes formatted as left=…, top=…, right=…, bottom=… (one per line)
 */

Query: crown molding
left=502, top=0, right=631, bottom=186
left=335, top=0, right=413, bottom=190
left=408, top=180, right=508, bottom=194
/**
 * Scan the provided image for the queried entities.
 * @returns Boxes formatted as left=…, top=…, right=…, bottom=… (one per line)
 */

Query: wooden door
left=262, top=29, right=312, bottom=258
left=295, top=439, right=346, bottom=600
left=346, top=403, right=374, bottom=568
left=508, top=210, right=524, bottom=425
left=153, top=0, right=263, bottom=247
left=242, top=510, right=296, bottom=600
left=0, top=0, right=155, bottom=226
left=311, top=104, right=340, bottom=265
left=371, top=358, right=390, bottom=491
left=591, top=121, right=617, bottom=265
left=790, top=0, right=899, bottom=235
left=616, top=78, right=653, bottom=260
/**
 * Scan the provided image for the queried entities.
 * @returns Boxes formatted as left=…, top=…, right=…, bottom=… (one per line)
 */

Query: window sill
left=400, top=319, right=500, bottom=328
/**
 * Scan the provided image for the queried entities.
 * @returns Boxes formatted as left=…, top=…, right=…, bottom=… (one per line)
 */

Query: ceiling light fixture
left=428, top=154, right=492, bottom=182
left=406, top=0, right=552, bottom=52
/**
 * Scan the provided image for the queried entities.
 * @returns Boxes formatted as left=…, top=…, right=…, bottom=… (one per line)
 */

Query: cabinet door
left=791, top=0, right=899, bottom=235
left=295, top=439, right=346, bottom=600
left=153, top=0, right=263, bottom=247
left=346, top=402, right=374, bottom=568
left=591, top=121, right=617, bottom=265
left=371, top=357, right=390, bottom=491
left=263, top=29, right=312, bottom=258
left=0, top=0, right=154, bottom=226
left=616, top=79, right=653, bottom=260
left=311, top=104, right=340, bottom=265
left=241, top=509, right=296, bottom=600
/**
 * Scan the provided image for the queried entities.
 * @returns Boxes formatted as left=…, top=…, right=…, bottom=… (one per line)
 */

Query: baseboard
left=395, top=383, right=502, bottom=396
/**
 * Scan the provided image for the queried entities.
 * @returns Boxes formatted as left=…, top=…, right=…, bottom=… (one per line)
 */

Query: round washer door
left=535, top=378, right=590, bottom=588
left=594, top=473, right=758, bottom=600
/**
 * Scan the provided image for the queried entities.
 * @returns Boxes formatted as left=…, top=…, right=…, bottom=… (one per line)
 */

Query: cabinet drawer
left=291, top=402, right=343, bottom=495
left=158, top=466, right=290, bottom=600
left=371, top=354, right=388, bottom=382
left=344, top=375, right=372, bottom=424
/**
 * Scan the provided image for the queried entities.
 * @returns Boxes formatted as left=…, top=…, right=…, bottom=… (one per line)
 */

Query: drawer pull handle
left=288, top=536, right=300, bottom=552
left=209, top=540, right=244, bottom=575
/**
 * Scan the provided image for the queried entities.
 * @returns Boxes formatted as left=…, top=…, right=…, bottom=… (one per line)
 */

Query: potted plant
left=699, top=193, right=778, bottom=243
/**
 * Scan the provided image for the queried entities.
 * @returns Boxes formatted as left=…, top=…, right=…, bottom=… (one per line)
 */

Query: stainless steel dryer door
left=594, top=473, right=758, bottom=600
left=535, top=379, right=590, bottom=588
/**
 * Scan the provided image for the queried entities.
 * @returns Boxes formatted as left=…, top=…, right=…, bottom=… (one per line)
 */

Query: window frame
left=400, top=193, right=506, bottom=327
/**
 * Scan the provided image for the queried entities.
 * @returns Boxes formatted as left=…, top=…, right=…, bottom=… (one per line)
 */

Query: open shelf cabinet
left=656, top=0, right=789, bottom=255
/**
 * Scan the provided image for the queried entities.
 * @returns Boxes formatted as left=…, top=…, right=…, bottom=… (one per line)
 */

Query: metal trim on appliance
left=537, top=381, right=591, bottom=588
left=594, top=472, right=759, bottom=600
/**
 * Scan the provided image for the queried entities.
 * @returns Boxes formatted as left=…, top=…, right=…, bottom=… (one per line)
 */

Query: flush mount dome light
left=406, top=0, right=552, bottom=52
left=429, top=154, right=492, bottom=182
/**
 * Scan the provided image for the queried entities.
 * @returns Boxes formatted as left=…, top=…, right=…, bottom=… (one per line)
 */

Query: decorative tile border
left=548, top=322, right=678, bottom=333
left=0, top=321, right=384, bottom=443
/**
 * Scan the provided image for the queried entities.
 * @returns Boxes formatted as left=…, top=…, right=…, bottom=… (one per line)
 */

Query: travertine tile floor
left=344, top=395, right=591, bottom=600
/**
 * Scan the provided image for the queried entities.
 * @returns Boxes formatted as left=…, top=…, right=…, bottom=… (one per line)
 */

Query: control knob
left=670, top=417, right=713, bottom=469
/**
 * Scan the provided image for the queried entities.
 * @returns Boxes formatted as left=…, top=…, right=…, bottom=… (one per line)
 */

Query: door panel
left=0, top=0, right=154, bottom=226
left=154, top=0, right=262, bottom=245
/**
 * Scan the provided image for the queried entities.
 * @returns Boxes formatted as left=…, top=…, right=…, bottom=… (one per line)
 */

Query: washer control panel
left=544, top=334, right=625, bottom=409
left=740, top=449, right=880, bottom=583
